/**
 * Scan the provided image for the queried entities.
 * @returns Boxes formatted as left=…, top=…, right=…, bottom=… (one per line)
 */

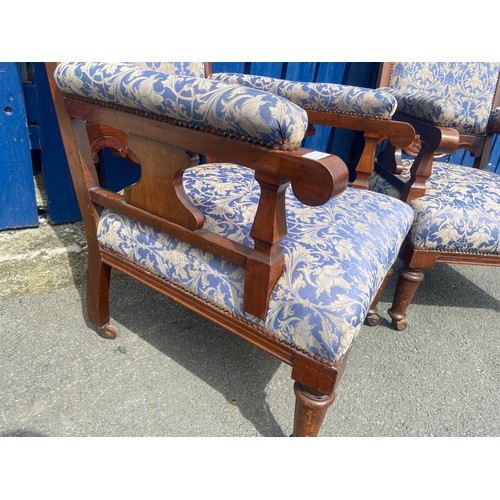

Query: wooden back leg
left=86, top=250, right=117, bottom=339
left=387, top=265, right=425, bottom=331
left=365, top=266, right=394, bottom=326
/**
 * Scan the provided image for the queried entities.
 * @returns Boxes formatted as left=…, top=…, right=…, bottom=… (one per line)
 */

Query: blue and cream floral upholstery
left=369, top=160, right=500, bottom=254
left=129, top=62, right=206, bottom=78
left=53, top=62, right=309, bottom=150
left=381, top=62, right=500, bottom=136
left=98, top=164, right=414, bottom=364
left=208, top=72, right=398, bottom=120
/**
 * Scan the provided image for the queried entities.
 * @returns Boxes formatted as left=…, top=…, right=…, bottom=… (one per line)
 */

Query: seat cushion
left=369, top=161, right=500, bottom=254
left=97, top=164, right=413, bottom=364
left=53, top=62, right=308, bottom=150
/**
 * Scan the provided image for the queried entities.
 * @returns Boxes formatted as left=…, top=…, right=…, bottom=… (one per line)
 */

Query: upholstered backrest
left=385, top=62, right=500, bottom=135
left=53, top=62, right=308, bottom=150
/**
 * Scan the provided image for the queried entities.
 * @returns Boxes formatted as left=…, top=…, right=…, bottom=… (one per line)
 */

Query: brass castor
left=388, top=308, right=408, bottom=332
left=97, top=323, right=118, bottom=339
left=365, top=312, right=381, bottom=326
left=392, top=318, right=408, bottom=331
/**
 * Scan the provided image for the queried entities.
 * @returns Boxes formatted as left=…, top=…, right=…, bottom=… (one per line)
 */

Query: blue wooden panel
left=329, top=63, right=380, bottom=179
left=30, top=63, right=81, bottom=224
left=486, top=134, right=500, bottom=173
left=99, top=149, right=141, bottom=192
left=0, top=63, right=38, bottom=230
left=247, top=62, right=284, bottom=78
left=303, top=62, right=348, bottom=153
left=211, top=62, right=245, bottom=74
left=283, top=62, right=316, bottom=82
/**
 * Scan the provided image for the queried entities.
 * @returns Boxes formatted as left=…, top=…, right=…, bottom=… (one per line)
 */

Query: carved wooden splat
left=86, top=123, right=203, bottom=230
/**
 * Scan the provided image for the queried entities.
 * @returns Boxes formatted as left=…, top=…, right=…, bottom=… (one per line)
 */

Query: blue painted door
left=0, top=63, right=38, bottom=230
left=26, top=63, right=81, bottom=224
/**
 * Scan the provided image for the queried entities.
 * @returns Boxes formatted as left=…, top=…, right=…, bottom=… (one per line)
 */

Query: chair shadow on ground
left=379, top=260, right=500, bottom=312
left=75, top=271, right=287, bottom=437
left=0, top=430, right=47, bottom=437
left=64, top=244, right=499, bottom=435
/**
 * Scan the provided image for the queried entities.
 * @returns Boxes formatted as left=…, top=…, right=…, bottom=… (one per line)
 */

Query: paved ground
left=1, top=255, right=498, bottom=437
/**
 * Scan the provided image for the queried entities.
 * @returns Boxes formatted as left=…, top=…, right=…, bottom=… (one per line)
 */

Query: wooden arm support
left=307, top=110, right=416, bottom=190
left=376, top=114, right=460, bottom=202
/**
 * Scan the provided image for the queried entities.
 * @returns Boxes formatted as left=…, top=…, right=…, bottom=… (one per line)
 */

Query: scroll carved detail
left=86, top=123, right=140, bottom=164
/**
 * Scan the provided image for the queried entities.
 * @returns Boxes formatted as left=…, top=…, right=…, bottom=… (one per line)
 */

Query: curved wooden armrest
left=307, top=110, right=416, bottom=150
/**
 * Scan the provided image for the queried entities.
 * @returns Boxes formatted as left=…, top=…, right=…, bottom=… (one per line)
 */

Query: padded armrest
left=488, top=107, right=500, bottom=134
left=381, top=87, right=465, bottom=131
left=53, top=62, right=308, bottom=151
left=208, top=72, right=398, bottom=120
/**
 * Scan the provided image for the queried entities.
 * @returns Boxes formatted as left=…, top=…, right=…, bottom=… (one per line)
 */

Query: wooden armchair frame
left=376, top=62, right=500, bottom=202
left=45, top=62, right=355, bottom=436
left=370, top=62, right=500, bottom=330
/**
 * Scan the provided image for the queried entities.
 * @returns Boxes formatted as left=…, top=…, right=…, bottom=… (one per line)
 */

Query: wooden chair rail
left=89, top=187, right=252, bottom=267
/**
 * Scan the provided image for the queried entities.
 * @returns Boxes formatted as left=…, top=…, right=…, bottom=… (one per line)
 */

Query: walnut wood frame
left=45, top=62, right=355, bottom=437
left=369, top=62, right=500, bottom=330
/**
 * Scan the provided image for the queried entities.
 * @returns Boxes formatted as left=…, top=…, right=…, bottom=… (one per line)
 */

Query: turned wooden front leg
left=292, top=383, right=335, bottom=437
left=291, top=354, right=346, bottom=437
left=387, top=266, right=424, bottom=331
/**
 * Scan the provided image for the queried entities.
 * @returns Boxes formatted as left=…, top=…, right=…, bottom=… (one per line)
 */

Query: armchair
left=46, top=61, right=413, bottom=436
left=368, top=62, right=500, bottom=330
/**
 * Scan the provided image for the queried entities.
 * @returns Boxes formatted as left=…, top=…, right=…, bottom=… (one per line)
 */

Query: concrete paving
left=0, top=223, right=499, bottom=437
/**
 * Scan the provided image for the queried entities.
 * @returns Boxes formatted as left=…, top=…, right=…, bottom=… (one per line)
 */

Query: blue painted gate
left=1, top=61, right=499, bottom=230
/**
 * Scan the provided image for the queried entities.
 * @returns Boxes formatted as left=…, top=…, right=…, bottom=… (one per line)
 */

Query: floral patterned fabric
left=369, top=160, right=500, bottom=254
left=97, top=163, right=413, bottom=363
left=53, top=62, right=308, bottom=150
left=382, top=62, right=500, bottom=136
left=129, top=62, right=206, bottom=78
left=208, top=72, right=398, bottom=119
